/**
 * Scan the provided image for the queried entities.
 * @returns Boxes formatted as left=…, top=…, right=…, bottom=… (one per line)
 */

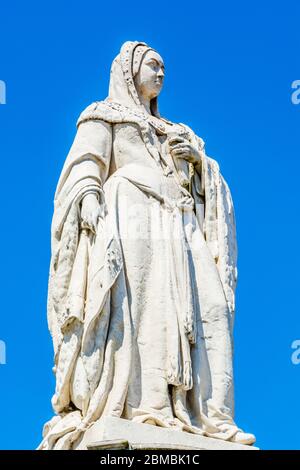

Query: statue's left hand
left=168, top=137, right=201, bottom=164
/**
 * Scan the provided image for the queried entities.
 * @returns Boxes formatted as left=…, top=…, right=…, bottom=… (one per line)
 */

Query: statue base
left=75, top=416, right=258, bottom=450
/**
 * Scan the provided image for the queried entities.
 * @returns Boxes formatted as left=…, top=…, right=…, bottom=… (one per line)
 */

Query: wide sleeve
left=48, top=119, right=112, bottom=355
left=202, top=155, right=238, bottom=330
left=53, top=119, right=113, bottom=239
left=183, top=123, right=238, bottom=327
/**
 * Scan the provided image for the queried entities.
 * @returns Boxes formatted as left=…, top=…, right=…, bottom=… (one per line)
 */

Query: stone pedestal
left=75, top=417, right=258, bottom=450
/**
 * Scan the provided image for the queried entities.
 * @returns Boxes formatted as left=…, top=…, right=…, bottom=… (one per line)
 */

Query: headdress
left=108, top=40, right=160, bottom=117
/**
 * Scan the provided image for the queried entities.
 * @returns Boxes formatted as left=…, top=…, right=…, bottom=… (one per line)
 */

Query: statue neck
left=138, top=95, right=152, bottom=115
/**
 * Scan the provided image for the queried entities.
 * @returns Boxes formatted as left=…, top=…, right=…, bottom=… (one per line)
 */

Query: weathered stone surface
left=39, top=40, right=256, bottom=451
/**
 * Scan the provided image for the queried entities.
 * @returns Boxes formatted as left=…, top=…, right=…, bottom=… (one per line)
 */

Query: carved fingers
left=81, top=193, right=103, bottom=234
left=168, top=137, right=200, bottom=164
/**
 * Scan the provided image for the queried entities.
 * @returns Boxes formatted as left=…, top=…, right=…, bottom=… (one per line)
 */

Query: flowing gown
left=40, top=98, right=239, bottom=449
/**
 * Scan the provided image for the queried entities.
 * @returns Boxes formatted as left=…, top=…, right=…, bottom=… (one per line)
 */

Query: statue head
left=108, top=41, right=164, bottom=117
left=133, top=49, right=165, bottom=101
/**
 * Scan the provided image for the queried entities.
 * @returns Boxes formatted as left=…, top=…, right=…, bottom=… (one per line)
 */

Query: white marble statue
left=39, top=41, right=255, bottom=450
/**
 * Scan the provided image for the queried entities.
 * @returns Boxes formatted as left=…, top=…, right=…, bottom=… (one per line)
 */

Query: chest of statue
left=112, top=122, right=159, bottom=170
left=111, top=120, right=191, bottom=180
left=111, top=121, right=190, bottom=201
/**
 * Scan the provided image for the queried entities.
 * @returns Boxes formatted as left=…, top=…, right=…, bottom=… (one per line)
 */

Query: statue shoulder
left=76, top=100, right=123, bottom=128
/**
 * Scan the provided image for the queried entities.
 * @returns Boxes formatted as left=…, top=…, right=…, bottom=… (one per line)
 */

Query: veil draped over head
left=107, top=41, right=161, bottom=117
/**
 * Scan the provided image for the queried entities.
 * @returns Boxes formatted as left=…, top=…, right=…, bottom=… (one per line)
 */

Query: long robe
left=39, top=44, right=239, bottom=450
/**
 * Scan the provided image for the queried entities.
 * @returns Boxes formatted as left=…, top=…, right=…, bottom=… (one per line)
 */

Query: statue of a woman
left=39, top=41, right=255, bottom=449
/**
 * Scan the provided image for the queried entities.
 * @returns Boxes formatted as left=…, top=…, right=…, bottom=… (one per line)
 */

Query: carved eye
left=147, top=60, right=156, bottom=68
left=146, top=60, right=164, bottom=73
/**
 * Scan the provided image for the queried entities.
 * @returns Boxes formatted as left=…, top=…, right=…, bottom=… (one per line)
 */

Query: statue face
left=134, top=50, right=165, bottom=101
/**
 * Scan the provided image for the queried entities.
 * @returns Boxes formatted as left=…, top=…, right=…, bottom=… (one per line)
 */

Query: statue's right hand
left=80, top=193, right=102, bottom=234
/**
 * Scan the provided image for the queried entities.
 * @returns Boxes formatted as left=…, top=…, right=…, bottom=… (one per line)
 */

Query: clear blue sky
left=0, top=0, right=299, bottom=450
